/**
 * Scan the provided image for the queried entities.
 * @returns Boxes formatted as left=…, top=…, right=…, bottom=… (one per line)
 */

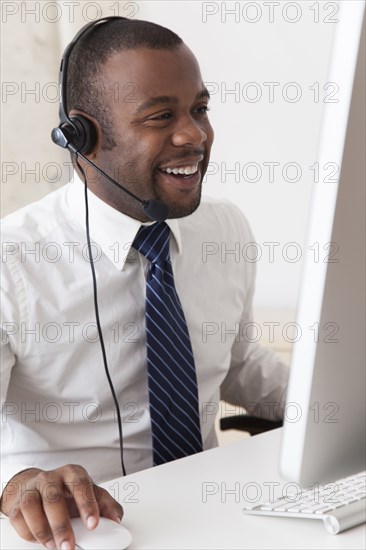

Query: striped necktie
left=132, top=222, right=203, bottom=465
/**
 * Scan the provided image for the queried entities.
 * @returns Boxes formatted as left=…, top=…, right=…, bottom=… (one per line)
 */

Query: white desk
left=1, top=429, right=365, bottom=549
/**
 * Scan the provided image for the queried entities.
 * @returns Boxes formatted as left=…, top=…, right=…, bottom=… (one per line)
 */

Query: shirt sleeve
left=0, top=254, right=34, bottom=499
left=220, top=294, right=289, bottom=421
left=219, top=204, right=289, bottom=421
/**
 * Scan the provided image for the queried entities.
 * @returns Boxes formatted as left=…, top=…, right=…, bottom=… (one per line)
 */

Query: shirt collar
left=66, top=172, right=182, bottom=270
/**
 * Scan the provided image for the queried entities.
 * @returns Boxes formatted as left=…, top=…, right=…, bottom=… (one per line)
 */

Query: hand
left=0, top=464, right=123, bottom=549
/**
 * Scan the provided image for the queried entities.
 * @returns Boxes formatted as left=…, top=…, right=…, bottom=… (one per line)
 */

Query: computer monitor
left=279, top=1, right=365, bottom=488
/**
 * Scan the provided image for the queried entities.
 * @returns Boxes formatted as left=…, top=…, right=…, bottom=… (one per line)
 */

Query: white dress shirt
left=0, top=174, right=288, bottom=491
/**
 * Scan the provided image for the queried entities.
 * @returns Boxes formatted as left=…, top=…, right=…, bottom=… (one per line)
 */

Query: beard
left=96, top=156, right=205, bottom=220
left=151, top=172, right=203, bottom=220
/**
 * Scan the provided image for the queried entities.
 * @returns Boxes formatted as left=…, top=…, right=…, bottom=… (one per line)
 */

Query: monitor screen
left=279, top=1, right=365, bottom=488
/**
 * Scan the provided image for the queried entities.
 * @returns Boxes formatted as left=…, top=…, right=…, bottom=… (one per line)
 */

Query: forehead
left=100, top=45, right=204, bottom=106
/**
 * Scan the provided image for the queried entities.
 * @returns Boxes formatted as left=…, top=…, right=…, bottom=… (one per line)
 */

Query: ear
left=69, top=109, right=103, bottom=158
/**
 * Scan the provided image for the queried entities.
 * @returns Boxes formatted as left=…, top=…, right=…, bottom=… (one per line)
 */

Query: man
left=0, top=18, right=288, bottom=549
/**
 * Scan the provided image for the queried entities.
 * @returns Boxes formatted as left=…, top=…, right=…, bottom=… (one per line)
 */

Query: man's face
left=93, top=44, right=214, bottom=220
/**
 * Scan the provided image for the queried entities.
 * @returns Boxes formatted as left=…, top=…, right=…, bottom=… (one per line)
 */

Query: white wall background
left=1, top=0, right=338, bottom=313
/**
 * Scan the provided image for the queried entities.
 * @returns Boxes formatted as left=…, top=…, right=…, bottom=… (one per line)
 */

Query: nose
left=171, top=115, right=207, bottom=147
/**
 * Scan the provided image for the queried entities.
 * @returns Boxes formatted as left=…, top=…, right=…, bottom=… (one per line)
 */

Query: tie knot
left=132, top=222, right=171, bottom=264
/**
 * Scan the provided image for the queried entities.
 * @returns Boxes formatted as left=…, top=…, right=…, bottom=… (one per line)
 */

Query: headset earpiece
left=69, top=115, right=97, bottom=154
left=51, top=115, right=96, bottom=154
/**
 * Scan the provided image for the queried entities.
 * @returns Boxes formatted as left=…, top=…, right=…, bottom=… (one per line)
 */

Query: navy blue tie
left=132, top=222, right=203, bottom=465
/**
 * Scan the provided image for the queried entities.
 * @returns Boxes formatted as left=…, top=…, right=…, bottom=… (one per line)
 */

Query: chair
left=220, top=414, right=283, bottom=436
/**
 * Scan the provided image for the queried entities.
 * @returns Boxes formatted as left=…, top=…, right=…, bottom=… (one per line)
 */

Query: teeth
left=162, top=164, right=198, bottom=175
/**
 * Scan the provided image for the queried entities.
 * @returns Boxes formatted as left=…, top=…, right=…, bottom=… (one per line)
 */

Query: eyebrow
left=134, top=87, right=210, bottom=116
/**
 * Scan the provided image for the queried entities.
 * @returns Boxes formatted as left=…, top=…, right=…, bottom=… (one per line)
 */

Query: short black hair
left=67, top=18, right=183, bottom=150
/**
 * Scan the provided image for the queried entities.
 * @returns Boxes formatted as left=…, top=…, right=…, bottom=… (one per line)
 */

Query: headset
left=52, top=16, right=123, bottom=155
left=51, top=16, right=169, bottom=222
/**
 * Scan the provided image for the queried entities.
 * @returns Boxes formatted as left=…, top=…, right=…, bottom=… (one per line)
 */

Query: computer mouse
left=71, top=516, right=132, bottom=549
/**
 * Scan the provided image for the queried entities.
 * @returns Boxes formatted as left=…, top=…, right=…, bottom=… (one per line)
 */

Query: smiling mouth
left=159, top=163, right=199, bottom=178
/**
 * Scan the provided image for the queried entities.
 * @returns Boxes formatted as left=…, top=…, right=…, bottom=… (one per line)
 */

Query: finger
left=36, top=472, right=75, bottom=549
left=62, top=465, right=99, bottom=529
left=8, top=504, right=37, bottom=543
left=95, top=486, right=124, bottom=523
left=19, top=488, right=56, bottom=548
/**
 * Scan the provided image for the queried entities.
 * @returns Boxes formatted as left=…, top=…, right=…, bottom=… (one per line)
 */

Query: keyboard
left=243, top=471, right=366, bottom=534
